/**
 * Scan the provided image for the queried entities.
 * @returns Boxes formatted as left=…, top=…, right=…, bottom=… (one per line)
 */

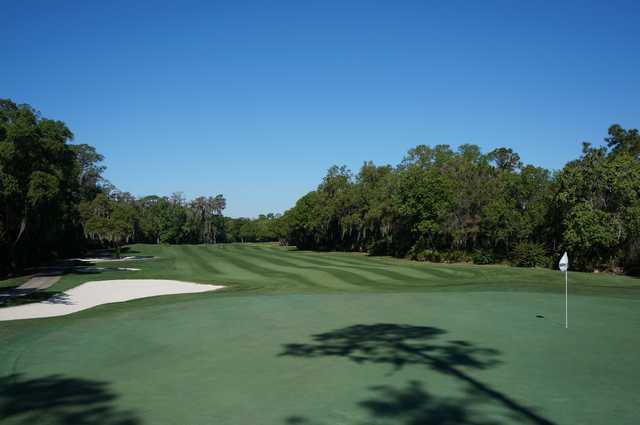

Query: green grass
left=0, top=274, right=31, bottom=291
left=1, top=243, right=639, bottom=425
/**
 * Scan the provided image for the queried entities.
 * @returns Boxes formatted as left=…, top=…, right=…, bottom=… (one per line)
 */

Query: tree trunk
left=9, top=214, right=28, bottom=271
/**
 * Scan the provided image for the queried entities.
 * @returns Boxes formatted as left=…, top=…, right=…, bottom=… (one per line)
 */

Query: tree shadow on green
left=286, top=380, right=503, bottom=425
left=0, top=374, right=141, bottom=425
left=0, top=291, right=70, bottom=308
left=280, top=324, right=555, bottom=425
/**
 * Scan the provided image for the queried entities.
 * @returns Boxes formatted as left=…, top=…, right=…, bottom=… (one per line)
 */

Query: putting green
left=1, top=244, right=639, bottom=425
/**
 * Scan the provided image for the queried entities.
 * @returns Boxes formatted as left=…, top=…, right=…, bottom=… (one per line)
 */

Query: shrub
left=367, top=240, right=390, bottom=256
left=472, top=250, right=496, bottom=265
left=442, top=250, right=467, bottom=263
left=511, top=242, right=549, bottom=267
left=409, top=249, right=442, bottom=263
left=407, top=247, right=473, bottom=263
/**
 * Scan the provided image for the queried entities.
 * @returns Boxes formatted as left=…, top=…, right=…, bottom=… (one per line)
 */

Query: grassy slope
left=1, top=243, right=639, bottom=425
left=46, top=243, right=640, bottom=297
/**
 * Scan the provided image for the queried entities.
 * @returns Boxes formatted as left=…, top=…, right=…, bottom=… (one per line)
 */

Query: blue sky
left=2, top=0, right=639, bottom=217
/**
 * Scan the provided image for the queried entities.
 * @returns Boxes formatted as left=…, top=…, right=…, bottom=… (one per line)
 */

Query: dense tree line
left=223, top=214, right=284, bottom=244
left=78, top=190, right=282, bottom=257
left=0, top=99, right=279, bottom=273
left=87, top=193, right=281, bottom=251
left=281, top=125, right=640, bottom=274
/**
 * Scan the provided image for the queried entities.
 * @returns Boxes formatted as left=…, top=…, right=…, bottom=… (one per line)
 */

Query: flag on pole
left=559, top=252, right=569, bottom=328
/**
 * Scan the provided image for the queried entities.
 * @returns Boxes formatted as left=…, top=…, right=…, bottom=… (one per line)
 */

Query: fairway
left=1, top=244, right=639, bottom=425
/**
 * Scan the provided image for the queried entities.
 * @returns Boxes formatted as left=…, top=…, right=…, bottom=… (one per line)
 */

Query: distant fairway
left=1, top=244, right=639, bottom=425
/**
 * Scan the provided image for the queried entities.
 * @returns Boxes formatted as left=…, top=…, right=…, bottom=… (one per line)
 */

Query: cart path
left=18, top=272, right=63, bottom=290
left=0, top=271, right=63, bottom=301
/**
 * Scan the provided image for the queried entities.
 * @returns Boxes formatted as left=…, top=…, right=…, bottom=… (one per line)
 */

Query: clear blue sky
left=2, top=0, right=639, bottom=217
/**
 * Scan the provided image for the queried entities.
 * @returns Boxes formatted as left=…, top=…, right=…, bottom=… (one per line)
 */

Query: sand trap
left=0, top=280, right=224, bottom=321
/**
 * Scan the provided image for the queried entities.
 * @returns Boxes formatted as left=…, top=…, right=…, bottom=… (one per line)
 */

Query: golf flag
left=559, top=252, right=569, bottom=272
left=559, top=252, right=569, bottom=328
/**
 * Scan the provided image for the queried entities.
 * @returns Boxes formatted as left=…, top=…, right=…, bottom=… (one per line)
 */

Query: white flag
left=559, top=252, right=569, bottom=272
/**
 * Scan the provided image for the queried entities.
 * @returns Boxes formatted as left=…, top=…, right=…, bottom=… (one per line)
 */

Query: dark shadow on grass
left=286, top=380, right=503, bottom=425
left=280, top=324, right=556, bottom=425
left=0, top=260, right=142, bottom=307
left=85, top=247, right=142, bottom=257
left=0, top=291, right=71, bottom=308
left=0, top=374, right=141, bottom=425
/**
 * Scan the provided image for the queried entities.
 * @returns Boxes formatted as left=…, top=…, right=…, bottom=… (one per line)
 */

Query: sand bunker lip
left=0, top=279, right=224, bottom=321
left=73, top=255, right=154, bottom=263
left=73, top=266, right=141, bottom=272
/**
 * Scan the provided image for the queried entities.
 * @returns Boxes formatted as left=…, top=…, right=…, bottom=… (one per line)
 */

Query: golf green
left=1, top=244, right=639, bottom=425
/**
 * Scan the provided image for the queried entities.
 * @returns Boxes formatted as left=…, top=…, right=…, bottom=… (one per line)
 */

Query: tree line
left=2, top=98, right=638, bottom=274
left=78, top=191, right=282, bottom=258
left=280, top=125, right=640, bottom=274
left=0, top=99, right=278, bottom=273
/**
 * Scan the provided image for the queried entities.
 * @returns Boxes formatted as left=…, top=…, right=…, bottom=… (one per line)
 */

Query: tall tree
left=555, top=142, right=640, bottom=270
left=79, top=194, right=136, bottom=258
left=0, top=99, right=84, bottom=270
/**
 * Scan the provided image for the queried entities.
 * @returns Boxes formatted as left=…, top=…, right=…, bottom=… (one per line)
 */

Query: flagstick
left=565, top=270, right=568, bottom=329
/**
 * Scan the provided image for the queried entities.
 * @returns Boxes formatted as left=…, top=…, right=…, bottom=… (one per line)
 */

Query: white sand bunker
left=0, top=280, right=224, bottom=321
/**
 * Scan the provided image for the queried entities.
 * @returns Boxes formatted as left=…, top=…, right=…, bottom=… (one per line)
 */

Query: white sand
left=0, top=279, right=224, bottom=321
left=74, top=256, right=149, bottom=262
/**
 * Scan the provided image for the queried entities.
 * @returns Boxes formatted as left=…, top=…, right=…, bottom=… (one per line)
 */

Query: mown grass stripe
left=242, top=245, right=426, bottom=290
left=250, top=245, right=437, bottom=286
left=204, top=245, right=321, bottom=291
left=233, top=247, right=371, bottom=291
left=181, top=245, right=222, bottom=275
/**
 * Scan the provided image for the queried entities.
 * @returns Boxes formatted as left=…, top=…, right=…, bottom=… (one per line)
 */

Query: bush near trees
left=511, top=242, right=549, bottom=268
left=1, top=97, right=639, bottom=275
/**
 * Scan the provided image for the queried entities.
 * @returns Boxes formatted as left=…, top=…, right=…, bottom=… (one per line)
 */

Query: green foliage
left=441, top=250, right=470, bottom=263
left=0, top=98, right=100, bottom=271
left=554, top=142, right=640, bottom=271
left=606, top=124, right=640, bottom=158
left=284, top=143, right=552, bottom=264
left=408, top=248, right=442, bottom=263
left=281, top=125, right=640, bottom=274
left=138, top=195, right=188, bottom=244
left=26, top=171, right=59, bottom=206
left=407, top=248, right=472, bottom=264
left=511, top=242, right=549, bottom=268
left=79, top=194, right=136, bottom=257
left=472, top=250, right=496, bottom=265
left=223, top=214, right=282, bottom=243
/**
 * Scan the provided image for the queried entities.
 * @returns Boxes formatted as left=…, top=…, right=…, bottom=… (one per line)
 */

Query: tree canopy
left=280, top=129, right=640, bottom=274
